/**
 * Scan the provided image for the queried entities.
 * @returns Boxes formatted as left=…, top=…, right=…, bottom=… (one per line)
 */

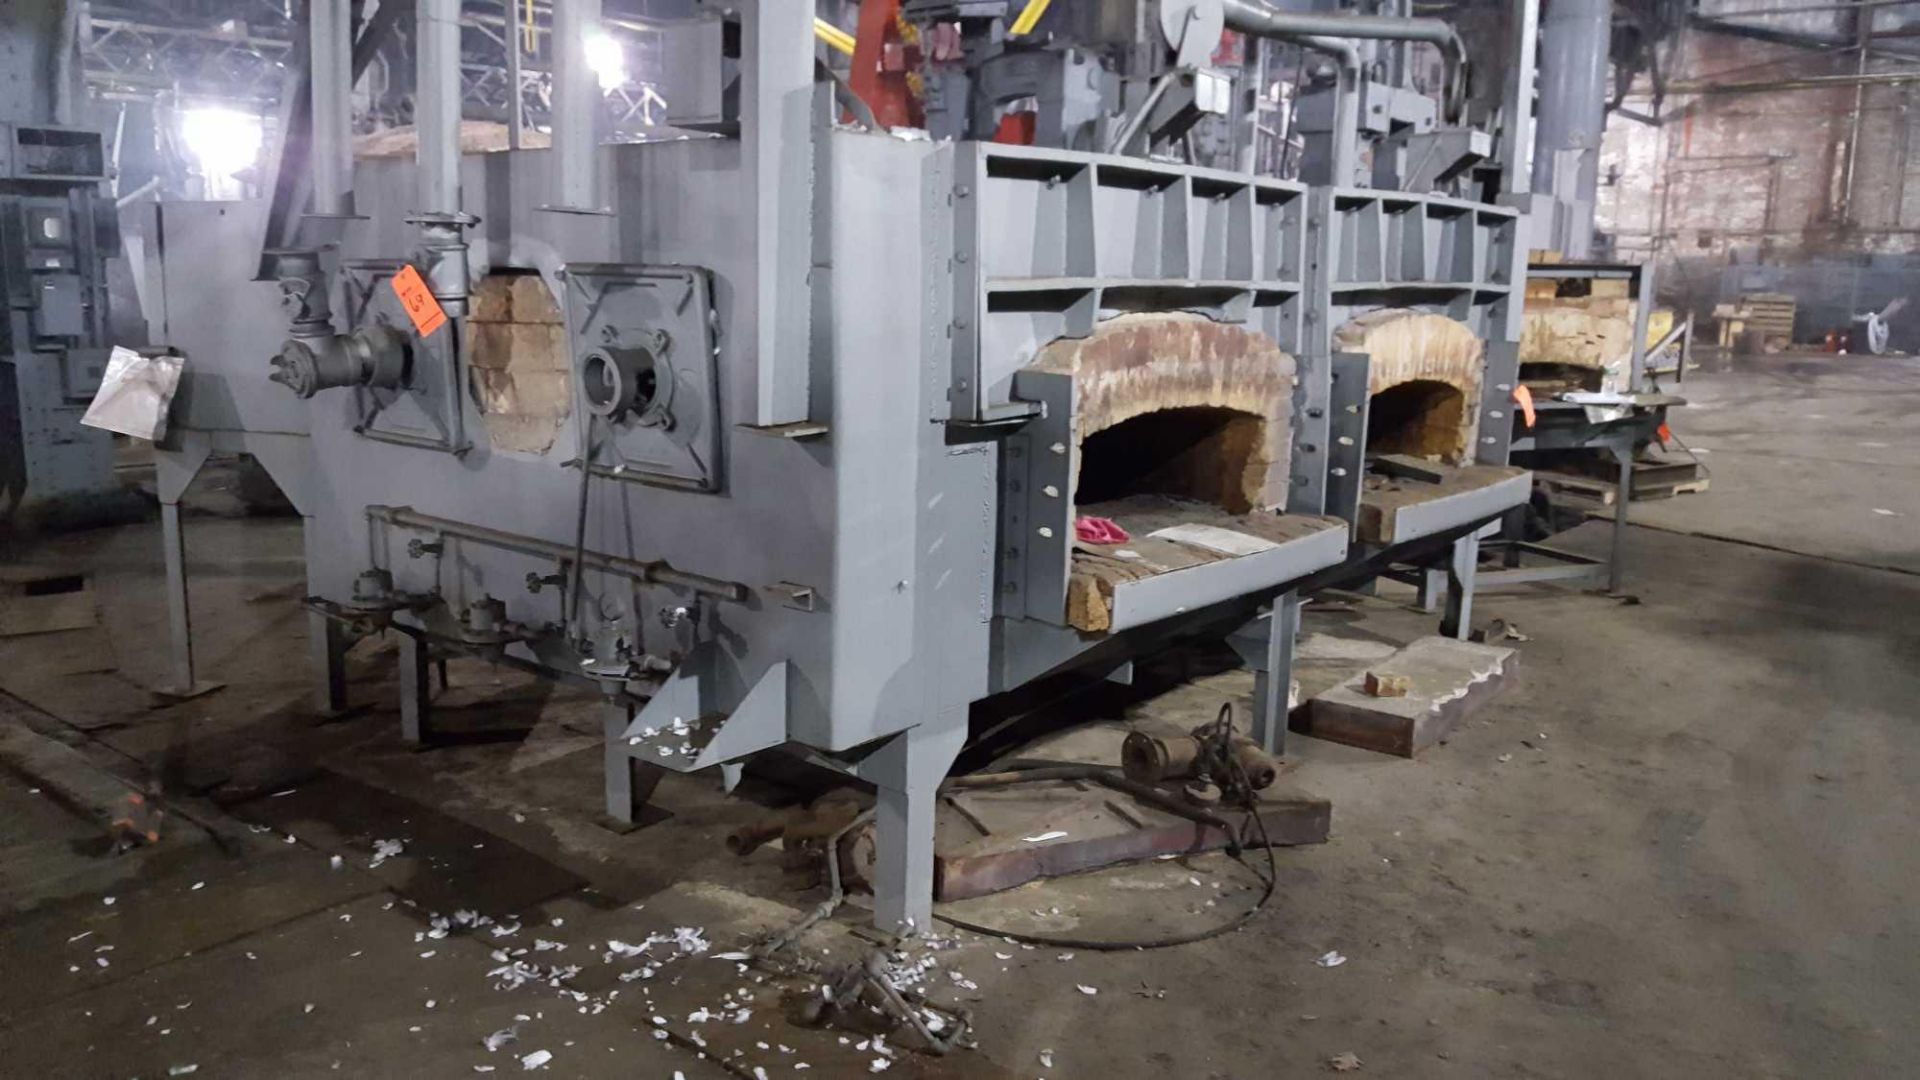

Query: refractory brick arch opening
left=1029, top=312, right=1298, bottom=514
left=1333, top=308, right=1484, bottom=464
left=1074, top=405, right=1267, bottom=513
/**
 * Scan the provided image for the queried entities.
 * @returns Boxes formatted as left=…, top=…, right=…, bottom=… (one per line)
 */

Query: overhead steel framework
left=80, top=1, right=672, bottom=130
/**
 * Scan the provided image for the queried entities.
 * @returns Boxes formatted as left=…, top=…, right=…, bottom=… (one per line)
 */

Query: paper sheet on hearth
left=1148, top=523, right=1280, bottom=558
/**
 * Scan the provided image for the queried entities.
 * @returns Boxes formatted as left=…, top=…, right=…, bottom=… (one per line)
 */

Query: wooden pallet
left=1714, top=291, right=1795, bottom=349
left=1737, top=292, right=1797, bottom=336
left=1536, top=459, right=1710, bottom=506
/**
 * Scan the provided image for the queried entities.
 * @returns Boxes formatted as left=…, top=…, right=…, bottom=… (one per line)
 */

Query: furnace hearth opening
left=1075, top=406, right=1266, bottom=514
left=1367, top=379, right=1470, bottom=461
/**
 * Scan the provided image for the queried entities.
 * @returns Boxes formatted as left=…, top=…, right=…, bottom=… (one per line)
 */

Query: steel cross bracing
left=82, top=0, right=669, bottom=129
left=86, top=16, right=292, bottom=104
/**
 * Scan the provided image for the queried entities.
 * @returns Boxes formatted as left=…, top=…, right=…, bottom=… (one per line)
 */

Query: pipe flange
left=268, top=338, right=324, bottom=399
left=580, top=341, right=673, bottom=426
left=344, top=569, right=401, bottom=613
left=458, top=597, right=525, bottom=646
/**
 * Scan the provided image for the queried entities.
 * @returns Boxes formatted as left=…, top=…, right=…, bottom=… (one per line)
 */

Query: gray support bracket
left=998, top=369, right=1076, bottom=623
left=1323, top=350, right=1371, bottom=525
left=620, top=651, right=790, bottom=772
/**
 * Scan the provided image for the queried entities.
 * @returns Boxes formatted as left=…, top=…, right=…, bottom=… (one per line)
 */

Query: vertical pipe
left=311, top=0, right=354, bottom=216
left=416, top=0, right=462, bottom=217
left=1894, top=87, right=1913, bottom=226
left=506, top=0, right=525, bottom=150
left=550, top=0, right=604, bottom=212
left=52, top=0, right=79, bottom=126
left=1532, top=0, right=1612, bottom=255
left=1839, top=6, right=1873, bottom=223
left=1295, top=37, right=1360, bottom=186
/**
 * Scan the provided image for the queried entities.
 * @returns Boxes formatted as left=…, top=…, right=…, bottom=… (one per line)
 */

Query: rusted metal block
left=1300, top=635, right=1518, bottom=757
left=933, top=796, right=1330, bottom=902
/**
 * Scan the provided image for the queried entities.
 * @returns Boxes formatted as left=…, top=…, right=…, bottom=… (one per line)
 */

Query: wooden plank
left=0, top=692, right=143, bottom=837
left=0, top=587, right=97, bottom=638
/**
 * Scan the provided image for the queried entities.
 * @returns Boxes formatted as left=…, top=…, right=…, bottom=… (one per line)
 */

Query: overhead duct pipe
left=546, top=0, right=608, bottom=213
left=1209, top=0, right=1470, bottom=123
left=1532, top=0, right=1611, bottom=257
left=53, top=0, right=79, bottom=126
left=414, top=0, right=475, bottom=314
left=1157, top=1, right=1464, bottom=183
left=310, top=0, right=354, bottom=217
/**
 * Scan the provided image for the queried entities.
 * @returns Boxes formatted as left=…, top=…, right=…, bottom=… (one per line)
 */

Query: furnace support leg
left=603, top=697, right=664, bottom=828
left=1418, top=567, right=1447, bottom=613
left=160, top=501, right=196, bottom=694
left=1441, top=531, right=1480, bottom=640
left=867, top=722, right=967, bottom=936
left=1228, top=591, right=1302, bottom=755
left=1607, top=444, right=1632, bottom=595
left=399, top=631, right=434, bottom=744
left=310, top=610, right=350, bottom=716
left=154, top=438, right=218, bottom=699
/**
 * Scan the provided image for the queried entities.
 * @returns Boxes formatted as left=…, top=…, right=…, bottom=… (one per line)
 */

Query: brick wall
left=1598, top=25, right=1920, bottom=315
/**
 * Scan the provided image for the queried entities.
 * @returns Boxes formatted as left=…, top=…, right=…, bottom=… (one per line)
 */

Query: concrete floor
left=1628, top=349, right=1920, bottom=572
left=0, top=353, right=1915, bottom=1078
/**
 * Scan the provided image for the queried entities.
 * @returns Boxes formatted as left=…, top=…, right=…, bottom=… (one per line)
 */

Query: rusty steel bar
left=366, top=505, right=750, bottom=602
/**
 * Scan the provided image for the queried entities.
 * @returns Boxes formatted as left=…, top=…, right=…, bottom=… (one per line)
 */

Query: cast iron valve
left=269, top=323, right=412, bottom=399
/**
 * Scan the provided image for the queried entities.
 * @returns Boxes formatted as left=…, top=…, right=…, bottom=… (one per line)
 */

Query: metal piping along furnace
left=142, top=0, right=1540, bottom=934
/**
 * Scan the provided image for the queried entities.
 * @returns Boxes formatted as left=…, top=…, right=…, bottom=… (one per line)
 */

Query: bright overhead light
left=180, top=107, right=264, bottom=193
left=583, top=31, right=626, bottom=93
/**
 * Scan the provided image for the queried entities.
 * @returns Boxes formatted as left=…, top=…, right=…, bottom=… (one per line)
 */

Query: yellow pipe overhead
left=814, top=17, right=857, bottom=56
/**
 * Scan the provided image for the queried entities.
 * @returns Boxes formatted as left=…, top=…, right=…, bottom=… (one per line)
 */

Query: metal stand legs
left=1227, top=591, right=1302, bottom=755
left=1417, top=567, right=1447, bottom=613
left=602, top=697, right=665, bottom=828
left=1608, top=443, right=1631, bottom=595
left=1440, top=531, right=1479, bottom=640
left=310, top=609, right=350, bottom=715
left=866, top=722, right=966, bottom=936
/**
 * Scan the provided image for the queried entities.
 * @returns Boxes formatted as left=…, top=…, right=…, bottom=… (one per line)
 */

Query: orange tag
left=391, top=264, right=447, bottom=337
left=1505, top=380, right=1536, bottom=426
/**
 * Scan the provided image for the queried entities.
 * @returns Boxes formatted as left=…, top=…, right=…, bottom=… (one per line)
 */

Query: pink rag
left=1075, top=516, right=1130, bottom=545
